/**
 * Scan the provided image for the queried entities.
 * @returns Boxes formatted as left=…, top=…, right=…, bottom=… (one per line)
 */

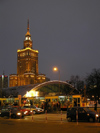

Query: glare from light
left=96, top=114, right=99, bottom=117
left=53, top=67, right=58, bottom=71
left=17, top=112, right=21, bottom=116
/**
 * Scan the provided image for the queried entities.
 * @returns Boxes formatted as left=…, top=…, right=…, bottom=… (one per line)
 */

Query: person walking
left=94, top=101, right=97, bottom=111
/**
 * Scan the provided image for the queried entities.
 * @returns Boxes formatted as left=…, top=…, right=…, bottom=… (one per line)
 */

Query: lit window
left=23, top=53, right=25, bottom=56
left=31, top=75, right=34, bottom=77
left=25, top=37, right=28, bottom=40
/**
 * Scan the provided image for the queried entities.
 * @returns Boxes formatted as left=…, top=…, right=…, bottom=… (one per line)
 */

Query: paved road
left=0, top=113, right=100, bottom=133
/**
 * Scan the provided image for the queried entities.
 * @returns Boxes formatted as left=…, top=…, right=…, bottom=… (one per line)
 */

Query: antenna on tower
left=27, top=18, right=29, bottom=31
left=3, top=70, right=5, bottom=75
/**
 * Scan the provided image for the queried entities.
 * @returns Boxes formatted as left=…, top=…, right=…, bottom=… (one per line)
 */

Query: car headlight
left=30, top=110, right=32, bottom=113
left=17, top=112, right=21, bottom=116
left=96, top=114, right=99, bottom=117
left=24, top=111, right=28, bottom=114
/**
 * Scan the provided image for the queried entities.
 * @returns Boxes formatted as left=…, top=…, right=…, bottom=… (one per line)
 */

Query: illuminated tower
left=17, top=20, right=38, bottom=76
left=9, top=20, right=46, bottom=87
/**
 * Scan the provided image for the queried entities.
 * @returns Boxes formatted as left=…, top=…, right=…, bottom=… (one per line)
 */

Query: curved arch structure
left=33, top=80, right=75, bottom=91
left=24, top=80, right=76, bottom=97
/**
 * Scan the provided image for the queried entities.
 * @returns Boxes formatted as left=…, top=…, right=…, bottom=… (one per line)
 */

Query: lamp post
left=53, top=67, right=60, bottom=95
left=0, top=75, right=4, bottom=98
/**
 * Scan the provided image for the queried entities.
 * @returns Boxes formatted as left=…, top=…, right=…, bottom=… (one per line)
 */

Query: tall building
left=9, top=20, right=46, bottom=87
left=0, top=74, right=8, bottom=88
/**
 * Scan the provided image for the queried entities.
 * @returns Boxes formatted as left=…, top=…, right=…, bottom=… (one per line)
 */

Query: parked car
left=23, top=105, right=44, bottom=114
left=0, top=106, right=24, bottom=119
left=20, top=106, right=33, bottom=116
left=30, top=105, right=44, bottom=114
left=67, top=107, right=100, bottom=122
left=11, top=107, right=24, bottom=118
left=22, top=105, right=36, bottom=114
left=0, top=108, right=10, bottom=118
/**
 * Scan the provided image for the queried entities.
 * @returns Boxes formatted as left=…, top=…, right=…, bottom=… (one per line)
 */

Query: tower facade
left=9, top=20, right=46, bottom=87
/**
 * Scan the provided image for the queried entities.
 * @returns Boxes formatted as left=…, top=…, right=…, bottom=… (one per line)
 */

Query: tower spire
left=27, top=19, right=29, bottom=32
left=25, top=19, right=31, bottom=37
left=24, top=19, right=32, bottom=48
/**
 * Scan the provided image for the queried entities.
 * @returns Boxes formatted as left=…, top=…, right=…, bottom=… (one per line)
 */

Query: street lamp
left=53, top=67, right=60, bottom=81
left=0, top=74, right=4, bottom=98
left=53, top=67, right=60, bottom=95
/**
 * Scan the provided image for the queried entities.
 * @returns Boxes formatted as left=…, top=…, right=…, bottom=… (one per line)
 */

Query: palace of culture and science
left=9, top=20, right=46, bottom=87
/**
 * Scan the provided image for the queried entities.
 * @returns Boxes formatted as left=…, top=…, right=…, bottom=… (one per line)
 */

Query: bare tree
left=69, top=75, right=84, bottom=94
left=85, top=68, right=100, bottom=100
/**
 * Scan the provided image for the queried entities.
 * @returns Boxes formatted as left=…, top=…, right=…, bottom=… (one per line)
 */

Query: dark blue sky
left=0, top=0, right=100, bottom=81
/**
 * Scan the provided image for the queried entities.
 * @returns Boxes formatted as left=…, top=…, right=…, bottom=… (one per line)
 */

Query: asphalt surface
left=0, top=113, right=100, bottom=133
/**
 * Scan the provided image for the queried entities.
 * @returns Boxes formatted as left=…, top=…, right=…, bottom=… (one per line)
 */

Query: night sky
left=0, top=0, right=100, bottom=81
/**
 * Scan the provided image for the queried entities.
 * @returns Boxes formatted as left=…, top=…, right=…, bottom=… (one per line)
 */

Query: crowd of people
left=40, top=101, right=61, bottom=112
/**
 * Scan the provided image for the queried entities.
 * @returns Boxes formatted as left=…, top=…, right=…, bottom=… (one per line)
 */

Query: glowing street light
left=53, top=67, right=58, bottom=71
left=53, top=67, right=60, bottom=80
left=53, top=67, right=60, bottom=95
